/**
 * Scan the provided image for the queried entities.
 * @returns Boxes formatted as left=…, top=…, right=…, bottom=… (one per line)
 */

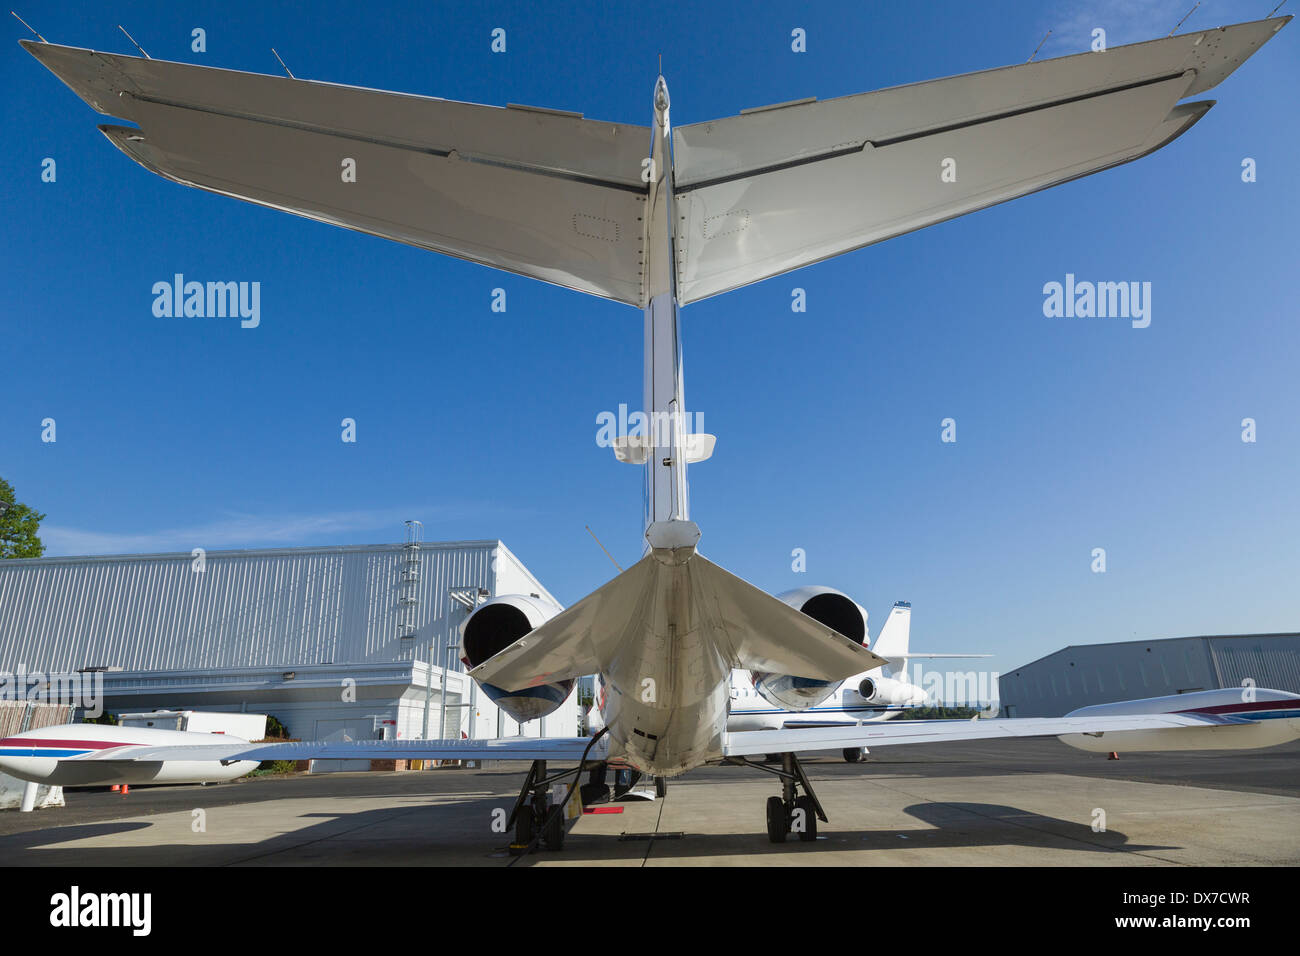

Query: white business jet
left=13, top=15, right=1295, bottom=848
left=726, top=598, right=991, bottom=761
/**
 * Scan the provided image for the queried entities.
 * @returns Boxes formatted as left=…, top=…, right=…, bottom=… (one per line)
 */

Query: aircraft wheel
left=794, top=795, right=818, bottom=842
left=542, top=801, right=565, bottom=850
left=765, top=796, right=788, bottom=843
left=654, top=776, right=667, bottom=798
left=843, top=747, right=863, bottom=763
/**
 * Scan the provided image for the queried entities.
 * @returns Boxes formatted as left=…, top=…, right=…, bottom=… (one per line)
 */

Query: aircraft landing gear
left=729, top=751, right=827, bottom=844
left=506, top=758, right=585, bottom=856
left=506, top=730, right=608, bottom=859
left=843, top=747, right=865, bottom=763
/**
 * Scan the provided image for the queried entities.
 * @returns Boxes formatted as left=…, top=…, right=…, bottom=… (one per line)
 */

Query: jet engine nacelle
left=750, top=586, right=869, bottom=711
left=857, top=675, right=927, bottom=707
left=459, top=594, right=574, bottom=724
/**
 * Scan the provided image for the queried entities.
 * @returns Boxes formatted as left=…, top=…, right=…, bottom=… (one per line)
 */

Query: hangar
left=0, top=528, right=580, bottom=745
left=999, top=632, right=1300, bottom=717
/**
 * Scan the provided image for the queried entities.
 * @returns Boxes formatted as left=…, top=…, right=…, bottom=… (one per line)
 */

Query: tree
left=0, top=477, right=45, bottom=558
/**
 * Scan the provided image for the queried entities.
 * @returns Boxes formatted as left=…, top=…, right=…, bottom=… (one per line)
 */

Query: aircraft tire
left=766, top=796, right=788, bottom=843
left=543, top=803, right=565, bottom=850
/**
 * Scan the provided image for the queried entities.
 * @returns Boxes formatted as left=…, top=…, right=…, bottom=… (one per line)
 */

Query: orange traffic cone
left=110, top=784, right=120, bottom=792
left=1107, top=752, right=1119, bottom=760
left=121, top=784, right=130, bottom=795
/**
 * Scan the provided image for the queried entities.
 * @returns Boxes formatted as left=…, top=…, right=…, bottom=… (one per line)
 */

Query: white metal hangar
left=999, top=633, right=1300, bottom=717
left=0, top=534, right=580, bottom=743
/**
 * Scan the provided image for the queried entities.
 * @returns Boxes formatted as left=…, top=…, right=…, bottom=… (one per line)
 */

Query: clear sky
left=2, top=0, right=1296, bottom=687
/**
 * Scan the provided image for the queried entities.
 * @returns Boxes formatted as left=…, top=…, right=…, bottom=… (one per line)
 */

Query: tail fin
left=870, top=602, right=912, bottom=676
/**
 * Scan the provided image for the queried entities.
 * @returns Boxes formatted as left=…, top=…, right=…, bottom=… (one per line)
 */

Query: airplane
left=14, top=15, right=1296, bottom=850
left=0, top=723, right=258, bottom=810
left=725, top=598, right=992, bottom=762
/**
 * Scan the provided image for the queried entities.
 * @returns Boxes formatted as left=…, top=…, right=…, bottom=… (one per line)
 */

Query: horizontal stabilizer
left=672, top=17, right=1289, bottom=303
left=22, top=40, right=650, bottom=305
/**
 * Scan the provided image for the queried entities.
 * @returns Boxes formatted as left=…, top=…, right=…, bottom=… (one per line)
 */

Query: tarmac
left=1, top=738, right=1296, bottom=866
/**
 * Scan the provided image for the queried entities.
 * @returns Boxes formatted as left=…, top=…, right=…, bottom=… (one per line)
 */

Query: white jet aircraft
left=726, top=598, right=991, bottom=761
left=15, top=16, right=1296, bottom=849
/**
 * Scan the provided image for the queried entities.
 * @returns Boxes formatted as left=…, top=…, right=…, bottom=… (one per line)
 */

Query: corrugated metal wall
left=999, top=633, right=1300, bottom=716
left=1210, top=633, right=1300, bottom=691
left=0, top=541, right=519, bottom=672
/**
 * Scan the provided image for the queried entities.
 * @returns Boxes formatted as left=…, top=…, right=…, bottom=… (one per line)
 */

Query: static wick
left=118, top=24, right=151, bottom=59
left=586, top=525, right=624, bottom=573
left=1266, top=0, right=1288, bottom=17
left=1169, top=2, right=1201, bottom=36
left=11, top=10, right=46, bottom=41
left=271, top=48, right=295, bottom=79
left=1027, top=29, right=1052, bottom=62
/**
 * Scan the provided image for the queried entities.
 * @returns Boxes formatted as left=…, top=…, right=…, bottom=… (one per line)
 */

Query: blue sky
left=2, top=0, right=1296, bottom=684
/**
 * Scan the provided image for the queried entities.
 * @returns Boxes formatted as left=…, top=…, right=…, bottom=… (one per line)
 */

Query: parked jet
left=727, top=598, right=991, bottom=761
left=18, top=15, right=1293, bottom=848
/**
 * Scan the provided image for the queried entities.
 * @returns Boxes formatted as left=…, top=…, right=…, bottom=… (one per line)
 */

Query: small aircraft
left=725, top=598, right=991, bottom=761
left=0, top=724, right=258, bottom=788
left=17, top=15, right=1294, bottom=848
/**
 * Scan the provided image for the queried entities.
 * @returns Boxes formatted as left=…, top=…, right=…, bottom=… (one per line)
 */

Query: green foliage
left=250, top=760, right=300, bottom=775
left=263, top=714, right=291, bottom=739
left=0, top=477, right=45, bottom=559
left=84, top=712, right=119, bottom=725
left=251, top=716, right=299, bottom=773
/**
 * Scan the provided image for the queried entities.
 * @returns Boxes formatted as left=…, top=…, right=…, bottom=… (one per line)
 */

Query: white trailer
left=117, top=710, right=268, bottom=740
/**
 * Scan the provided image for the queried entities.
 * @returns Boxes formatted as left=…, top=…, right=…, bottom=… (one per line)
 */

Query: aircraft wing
left=22, top=40, right=650, bottom=305
left=671, top=17, right=1290, bottom=303
left=75, top=735, right=606, bottom=764
left=722, top=711, right=1250, bottom=757
left=469, top=552, right=886, bottom=694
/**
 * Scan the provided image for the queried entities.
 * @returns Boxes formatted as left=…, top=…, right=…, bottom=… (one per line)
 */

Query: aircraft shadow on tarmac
left=0, top=820, right=154, bottom=853
left=1, top=797, right=546, bottom=866
left=511, top=800, right=1178, bottom=864
left=0, top=795, right=1176, bottom=865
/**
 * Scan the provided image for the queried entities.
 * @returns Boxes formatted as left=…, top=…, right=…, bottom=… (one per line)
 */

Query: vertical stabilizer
left=870, top=602, right=912, bottom=676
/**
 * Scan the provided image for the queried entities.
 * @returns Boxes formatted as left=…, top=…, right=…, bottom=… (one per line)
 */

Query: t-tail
left=870, top=601, right=913, bottom=679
